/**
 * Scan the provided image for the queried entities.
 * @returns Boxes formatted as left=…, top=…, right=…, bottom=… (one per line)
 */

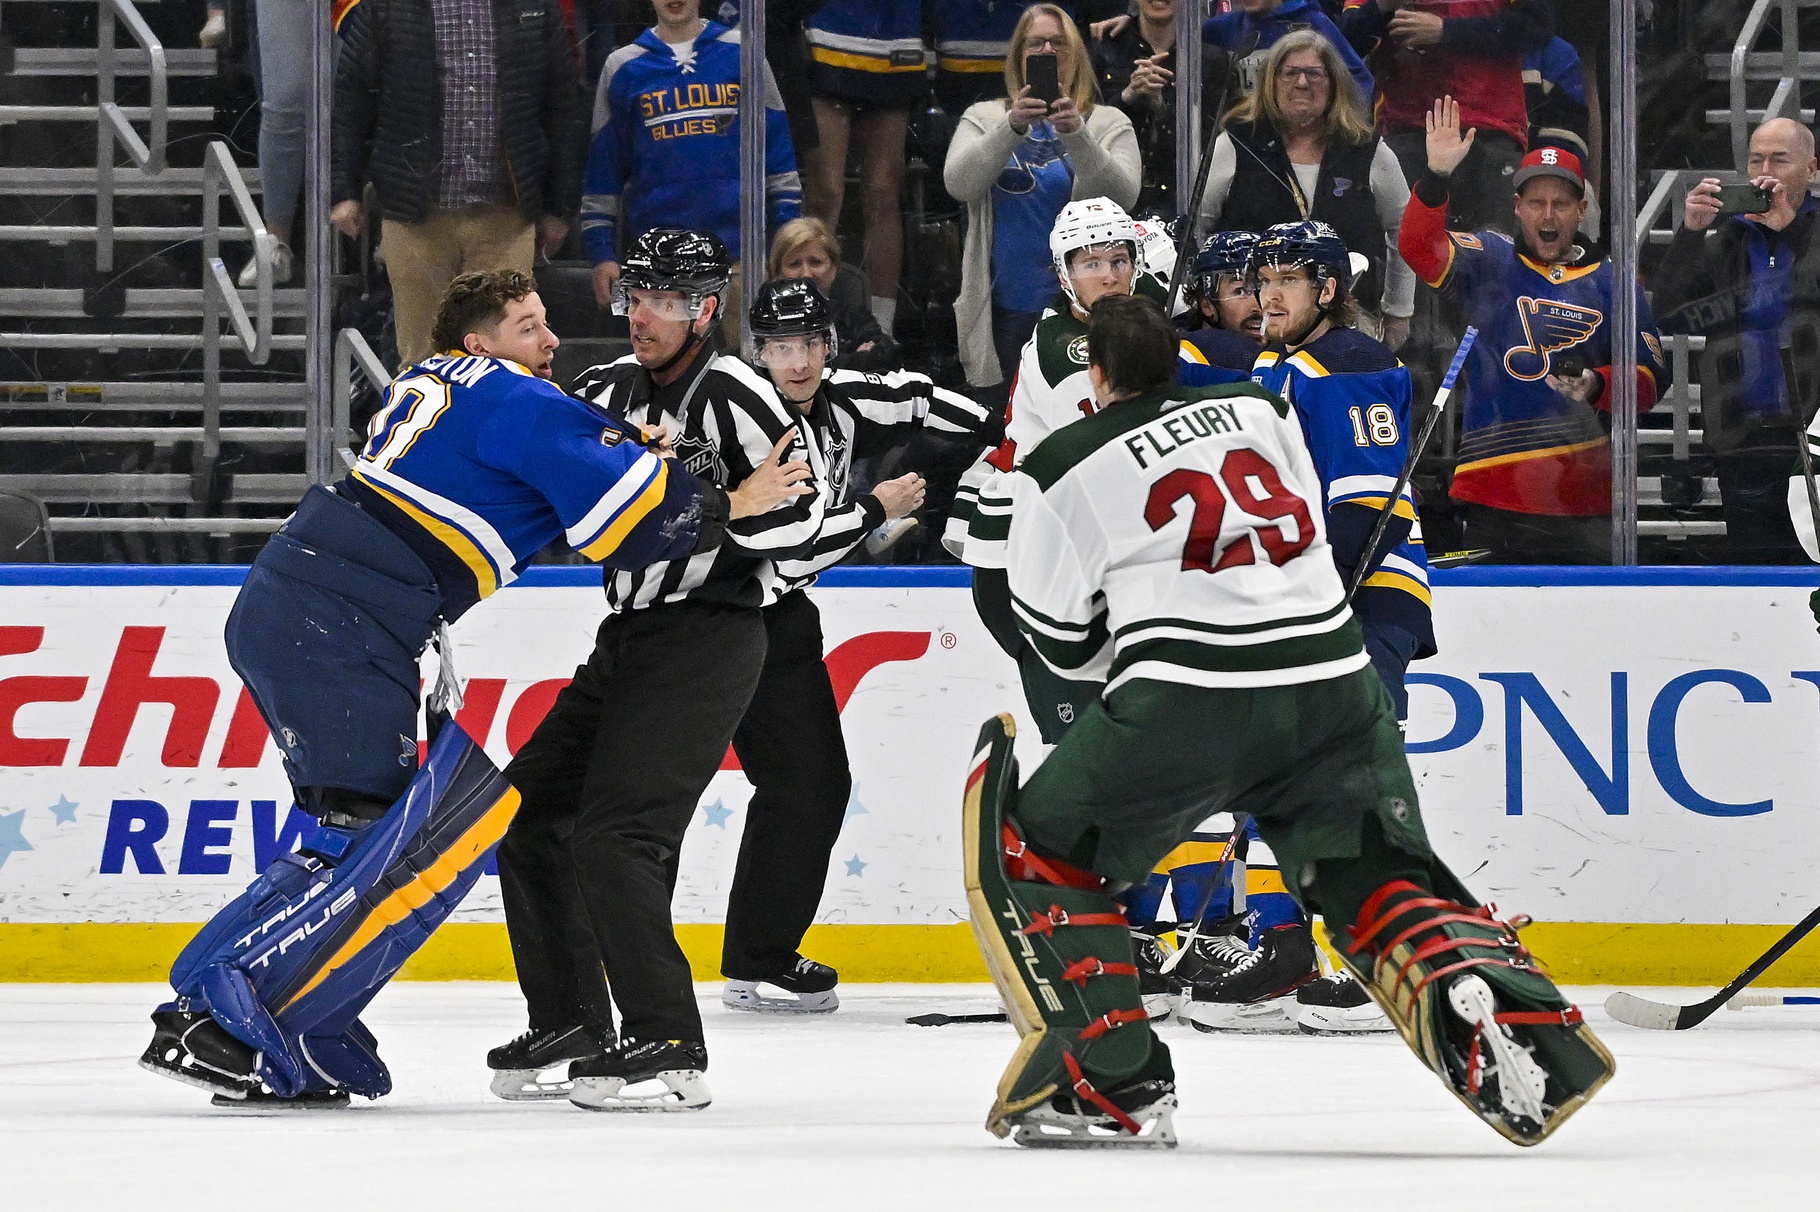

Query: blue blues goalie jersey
left=342, top=353, right=712, bottom=623
left=1006, top=383, right=1367, bottom=693
left=1250, top=328, right=1436, bottom=658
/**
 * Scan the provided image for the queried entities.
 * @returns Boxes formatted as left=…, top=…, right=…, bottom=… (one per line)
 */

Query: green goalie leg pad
left=963, top=715, right=1166, bottom=1140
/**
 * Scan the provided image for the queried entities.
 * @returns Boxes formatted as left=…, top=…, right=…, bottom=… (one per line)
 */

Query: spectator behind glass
left=944, top=4, right=1140, bottom=396
left=223, top=0, right=320, bottom=287
left=582, top=0, right=801, bottom=348
left=1197, top=29, right=1414, bottom=351
left=1205, top=0, right=1374, bottom=101
left=932, top=1, right=1080, bottom=116
left=331, top=0, right=583, bottom=365
left=799, top=0, right=923, bottom=340
left=1653, top=119, right=1820, bottom=565
left=1399, top=98, right=1671, bottom=565
left=1339, top=0, right=1552, bottom=235
left=768, top=218, right=900, bottom=372
left=1092, top=0, right=1222, bottom=217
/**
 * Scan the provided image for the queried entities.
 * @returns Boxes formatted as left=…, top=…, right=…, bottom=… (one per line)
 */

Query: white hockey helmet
left=1049, top=197, right=1143, bottom=308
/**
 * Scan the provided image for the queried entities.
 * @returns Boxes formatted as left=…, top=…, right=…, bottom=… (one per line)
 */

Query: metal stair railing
left=97, top=0, right=169, bottom=273
left=331, top=328, right=391, bottom=470
left=1714, top=0, right=1803, bottom=171
left=200, top=139, right=277, bottom=508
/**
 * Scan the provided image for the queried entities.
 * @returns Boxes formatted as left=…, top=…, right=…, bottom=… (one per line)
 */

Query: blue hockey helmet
left=1245, top=220, right=1353, bottom=296
left=1192, top=230, right=1260, bottom=301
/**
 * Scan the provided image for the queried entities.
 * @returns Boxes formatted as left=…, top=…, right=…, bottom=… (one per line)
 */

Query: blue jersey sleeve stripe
left=575, top=459, right=670, bottom=561
left=564, top=450, right=663, bottom=550
left=353, top=462, right=517, bottom=589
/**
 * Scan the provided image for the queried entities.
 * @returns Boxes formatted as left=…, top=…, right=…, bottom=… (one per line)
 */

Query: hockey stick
left=1726, top=993, right=1820, bottom=1009
left=1163, top=32, right=1260, bottom=320
left=1344, top=327, right=1478, bottom=604
left=1157, top=813, right=1251, bottom=975
left=905, top=1011, right=1009, bottom=1027
left=1604, top=899, right=1820, bottom=1029
left=1779, top=341, right=1820, bottom=545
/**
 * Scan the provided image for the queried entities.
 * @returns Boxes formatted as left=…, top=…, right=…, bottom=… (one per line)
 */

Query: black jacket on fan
left=332, top=0, right=585, bottom=224
left=573, top=342, right=828, bottom=611
left=1218, top=119, right=1388, bottom=312
left=772, top=368, right=990, bottom=600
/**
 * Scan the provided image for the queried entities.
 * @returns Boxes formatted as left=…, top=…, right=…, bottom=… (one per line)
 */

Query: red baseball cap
left=1513, top=146, right=1586, bottom=195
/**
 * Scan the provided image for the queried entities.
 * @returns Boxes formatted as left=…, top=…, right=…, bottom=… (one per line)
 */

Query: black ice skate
left=1162, top=913, right=1252, bottom=988
left=1183, top=922, right=1318, bottom=1034
left=1339, top=880, right=1616, bottom=1146
left=210, top=1086, right=351, bottom=1111
left=487, top=1024, right=614, bottom=1101
left=1292, top=971, right=1392, bottom=1035
left=1130, top=928, right=1180, bottom=1022
left=568, top=1038, right=711, bottom=1112
left=1007, top=1068, right=1178, bottom=1150
left=138, top=1007, right=260, bottom=1099
left=722, top=955, right=839, bottom=1013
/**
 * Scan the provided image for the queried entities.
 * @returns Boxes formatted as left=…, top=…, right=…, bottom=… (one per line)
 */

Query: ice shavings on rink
left=4, top=982, right=1817, bottom=1211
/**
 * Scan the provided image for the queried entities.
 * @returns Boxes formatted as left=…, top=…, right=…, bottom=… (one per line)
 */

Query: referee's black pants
left=498, top=601, right=766, bottom=1045
left=723, top=589, right=852, bottom=981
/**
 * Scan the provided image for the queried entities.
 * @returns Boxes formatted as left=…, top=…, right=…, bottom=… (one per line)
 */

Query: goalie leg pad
left=963, top=715, right=1172, bottom=1145
left=154, top=724, right=519, bottom=1100
left=1335, top=878, right=1617, bottom=1147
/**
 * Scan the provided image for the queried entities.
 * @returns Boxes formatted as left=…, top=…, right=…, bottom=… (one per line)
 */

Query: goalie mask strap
left=1061, top=1050, right=1142, bottom=1136
left=1002, top=823, right=1102, bottom=891
left=1021, top=904, right=1129, bottom=939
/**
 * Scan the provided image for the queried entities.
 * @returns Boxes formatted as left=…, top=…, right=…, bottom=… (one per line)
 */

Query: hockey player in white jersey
left=962, top=294, right=1615, bottom=1150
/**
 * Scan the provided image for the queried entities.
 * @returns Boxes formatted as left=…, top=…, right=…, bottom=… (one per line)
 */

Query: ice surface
left=3, top=982, right=1815, bottom=1211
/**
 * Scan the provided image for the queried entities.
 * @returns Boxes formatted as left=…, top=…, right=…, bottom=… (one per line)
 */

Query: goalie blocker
left=140, top=725, right=517, bottom=1103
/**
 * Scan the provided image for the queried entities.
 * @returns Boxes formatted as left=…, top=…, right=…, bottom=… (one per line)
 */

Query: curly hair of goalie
left=431, top=270, right=539, bottom=354
left=1087, top=294, right=1179, bottom=398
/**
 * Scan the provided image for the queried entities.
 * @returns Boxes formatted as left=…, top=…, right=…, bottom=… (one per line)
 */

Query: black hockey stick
left=1157, top=812, right=1251, bottom=975
left=1344, top=327, right=1477, bottom=604
left=1604, top=899, right=1820, bottom=1030
left=905, top=1011, right=1009, bottom=1027
left=1163, top=32, right=1260, bottom=320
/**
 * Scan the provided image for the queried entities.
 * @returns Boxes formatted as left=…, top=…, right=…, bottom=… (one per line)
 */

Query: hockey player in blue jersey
left=582, top=0, right=802, bottom=330
left=138, top=269, right=810, bottom=1107
left=1179, top=230, right=1264, bottom=383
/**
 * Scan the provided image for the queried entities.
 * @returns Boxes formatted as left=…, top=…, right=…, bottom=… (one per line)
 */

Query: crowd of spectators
left=238, top=0, right=1808, bottom=565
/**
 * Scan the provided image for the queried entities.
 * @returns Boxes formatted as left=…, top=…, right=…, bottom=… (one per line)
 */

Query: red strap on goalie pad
left=1497, top=1006, right=1584, bottom=1027
left=1077, top=1007, right=1148, bottom=1040
left=1022, top=904, right=1128, bottom=938
left=1061, top=1050, right=1141, bottom=1136
left=1002, top=824, right=1102, bottom=891
left=1060, top=957, right=1140, bottom=986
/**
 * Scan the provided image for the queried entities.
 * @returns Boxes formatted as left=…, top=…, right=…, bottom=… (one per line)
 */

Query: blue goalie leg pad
left=165, top=724, right=520, bottom=1099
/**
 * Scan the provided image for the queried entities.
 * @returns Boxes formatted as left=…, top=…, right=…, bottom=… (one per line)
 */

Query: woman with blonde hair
left=943, top=4, right=1140, bottom=395
left=1197, top=29, right=1415, bottom=350
left=768, top=217, right=896, bottom=371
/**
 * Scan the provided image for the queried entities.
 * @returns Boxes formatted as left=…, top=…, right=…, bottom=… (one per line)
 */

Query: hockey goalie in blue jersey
left=140, top=270, right=810, bottom=1106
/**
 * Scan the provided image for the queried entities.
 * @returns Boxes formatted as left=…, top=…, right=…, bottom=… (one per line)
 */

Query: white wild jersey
left=1005, top=383, right=1369, bottom=695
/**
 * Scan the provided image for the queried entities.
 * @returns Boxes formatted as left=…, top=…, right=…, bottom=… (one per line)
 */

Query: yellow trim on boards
left=10, top=921, right=1820, bottom=987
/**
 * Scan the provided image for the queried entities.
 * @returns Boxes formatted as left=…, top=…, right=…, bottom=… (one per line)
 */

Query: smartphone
left=1716, top=182, right=1774, bottom=216
left=1027, top=53, right=1061, bottom=104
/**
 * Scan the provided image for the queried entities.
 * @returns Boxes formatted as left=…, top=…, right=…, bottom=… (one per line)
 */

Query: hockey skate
left=488, top=1025, right=613, bottom=1101
left=1292, top=971, right=1392, bottom=1035
left=1164, top=913, right=1252, bottom=987
left=568, top=1038, right=711, bottom=1112
left=1006, top=1065, right=1178, bottom=1150
left=210, top=1086, right=351, bottom=1112
left=1130, top=928, right=1179, bottom=1023
left=138, top=1006, right=260, bottom=1099
left=721, top=956, right=839, bottom=1014
left=1339, top=880, right=1616, bottom=1146
left=1183, top=923, right=1318, bottom=1034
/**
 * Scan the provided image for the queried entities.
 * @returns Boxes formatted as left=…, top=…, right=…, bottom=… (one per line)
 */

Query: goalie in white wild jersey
left=962, top=294, right=1615, bottom=1151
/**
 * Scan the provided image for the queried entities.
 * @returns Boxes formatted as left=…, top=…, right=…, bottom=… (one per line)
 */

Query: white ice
left=3, top=982, right=1813, bottom=1211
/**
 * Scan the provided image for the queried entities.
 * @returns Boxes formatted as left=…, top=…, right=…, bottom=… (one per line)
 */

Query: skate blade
left=489, top=1067, right=576, bottom=1101
left=569, top=1070, right=711, bottom=1112
left=137, top=1054, right=255, bottom=1101
left=1292, top=1004, right=1394, bottom=1035
left=1010, top=1095, right=1178, bottom=1149
left=1184, top=994, right=1298, bottom=1035
left=1142, top=991, right=1180, bottom=1024
left=209, top=1090, right=350, bottom=1112
left=721, top=983, right=839, bottom=1014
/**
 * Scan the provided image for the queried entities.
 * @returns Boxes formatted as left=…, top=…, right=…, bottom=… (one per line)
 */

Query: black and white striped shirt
left=770, top=368, right=989, bottom=600
left=573, top=346, right=827, bottom=611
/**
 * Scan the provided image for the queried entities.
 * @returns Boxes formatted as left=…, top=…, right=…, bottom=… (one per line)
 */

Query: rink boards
left=2, top=564, right=1819, bottom=986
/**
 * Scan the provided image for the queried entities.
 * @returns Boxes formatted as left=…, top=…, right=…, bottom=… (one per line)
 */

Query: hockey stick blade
left=1603, top=899, right=1820, bottom=1029
left=905, top=1011, right=1009, bottom=1027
